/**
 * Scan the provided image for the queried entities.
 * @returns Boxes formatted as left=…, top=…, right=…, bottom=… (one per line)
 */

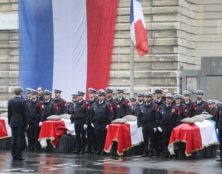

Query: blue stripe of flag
left=19, top=0, right=54, bottom=91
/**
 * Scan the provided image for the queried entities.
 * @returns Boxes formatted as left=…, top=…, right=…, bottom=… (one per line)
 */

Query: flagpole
left=130, top=41, right=135, bottom=98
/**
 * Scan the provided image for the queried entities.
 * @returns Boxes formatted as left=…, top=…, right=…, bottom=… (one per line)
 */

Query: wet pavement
left=0, top=151, right=221, bottom=174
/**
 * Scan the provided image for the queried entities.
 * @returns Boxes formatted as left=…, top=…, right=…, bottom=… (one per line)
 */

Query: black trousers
left=95, top=128, right=107, bottom=152
left=27, top=120, right=40, bottom=151
left=11, top=127, right=26, bottom=159
left=219, top=130, right=222, bottom=158
left=163, top=126, right=173, bottom=154
left=142, top=125, right=154, bottom=154
left=86, top=124, right=96, bottom=151
left=74, top=122, right=86, bottom=152
left=153, top=131, right=164, bottom=154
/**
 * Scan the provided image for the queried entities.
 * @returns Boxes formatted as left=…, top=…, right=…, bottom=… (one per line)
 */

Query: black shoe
left=142, top=153, right=148, bottom=157
left=163, top=154, right=169, bottom=158
left=100, top=151, right=105, bottom=155
left=74, top=149, right=80, bottom=154
left=86, top=149, right=92, bottom=153
left=13, top=157, right=25, bottom=161
left=216, top=158, right=222, bottom=162
left=148, top=153, right=153, bottom=157
left=80, top=149, right=85, bottom=154
left=95, top=150, right=101, bottom=155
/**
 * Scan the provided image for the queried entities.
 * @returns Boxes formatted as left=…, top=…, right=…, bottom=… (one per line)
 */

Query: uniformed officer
left=182, top=90, right=193, bottom=118
left=25, top=88, right=33, bottom=103
left=71, top=91, right=88, bottom=154
left=67, top=94, right=78, bottom=115
left=192, top=90, right=209, bottom=116
left=53, top=89, right=66, bottom=115
left=172, top=94, right=185, bottom=126
left=207, top=100, right=218, bottom=122
left=8, top=88, right=29, bottom=160
left=39, top=90, right=58, bottom=124
left=154, top=88, right=165, bottom=107
left=91, top=89, right=113, bottom=155
left=129, top=98, right=137, bottom=115
left=153, top=88, right=165, bottom=156
left=105, top=88, right=115, bottom=107
left=216, top=101, right=222, bottom=162
left=159, top=93, right=174, bottom=158
left=27, top=90, right=42, bottom=152
left=37, top=86, right=44, bottom=101
left=131, top=93, right=144, bottom=117
left=114, top=89, right=131, bottom=118
left=86, top=88, right=97, bottom=153
left=138, top=92, right=159, bottom=157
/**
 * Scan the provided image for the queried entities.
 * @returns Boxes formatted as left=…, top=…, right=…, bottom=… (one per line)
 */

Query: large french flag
left=130, top=0, right=148, bottom=57
left=19, top=0, right=118, bottom=100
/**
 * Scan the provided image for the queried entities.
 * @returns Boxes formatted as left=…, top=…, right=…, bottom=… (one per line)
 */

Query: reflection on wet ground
left=0, top=151, right=221, bottom=174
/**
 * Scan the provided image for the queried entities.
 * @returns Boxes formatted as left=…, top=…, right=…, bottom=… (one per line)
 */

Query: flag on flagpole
left=130, top=0, right=148, bottom=57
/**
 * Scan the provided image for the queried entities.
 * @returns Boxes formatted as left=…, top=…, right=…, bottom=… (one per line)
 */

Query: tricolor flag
left=130, top=0, right=148, bottom=57
left=19, top=0, right=118, bottom=100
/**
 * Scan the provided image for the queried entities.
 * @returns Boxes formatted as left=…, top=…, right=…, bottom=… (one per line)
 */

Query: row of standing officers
left=8, top=87, right=222, bottom=161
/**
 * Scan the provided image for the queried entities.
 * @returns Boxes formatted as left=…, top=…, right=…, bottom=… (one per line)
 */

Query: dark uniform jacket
left=41, top=99, right=58, bottom=121
left=183, top=100, right=193, bottom=118
left=138, top=102, right=158, bottom=127
left=217, top=105, right=222, bottom=130
left=172, top=104, right=185, bottom=126
left=27, top=99, right=42, bottom=123
left=208, top=107, right=218, bottom=122
left=114, top=97, right=131, bottom=118
left=53, top=97, right=66, bottom=115
left=8, top=96, right=29, bottom=128
left=91, top=100, right=113, bottom=130
left=70, top=100, right=88, bottom=124
left=159, top=104, right=173, bottom=128
left=192, top=100, right=209, bottom=116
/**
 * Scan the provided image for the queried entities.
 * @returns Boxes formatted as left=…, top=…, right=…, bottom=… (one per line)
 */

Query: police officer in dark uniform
left=207, top=100, right=218, bottom=122
left=105, top=88, right=115, bottom=107
left=53, top=89, right=66, bottom=115
left=114, top=89, right=131, bottom=118
left=192, top=90, right=209, bottom=116
left=71, top=91, right=88, bottom=154
left=172, top=94, right=185, bottom=126
left=37, top=86, right=44, bottom=101
left=39, top=90, right=58, bottom=124
left=138, top=92, right=159, bottom=157
left=27, top=90, right=42, bottom=152
left=153, top=88, right=165, bottom=156
left=8, top=88, right=29, bottom=160
left=91, top=89, right=113, bottom=155
left=134, top=93, right=145, bottom=116
left=130, top=98, right=138, bottom=115
left=86, top=88, right=97, bottom=153
left=216, top=101, right=222, bottom=162
left=182, top=90, right=193, bottom=118
left=154, top=88, right=165, bottom=107
left=67, top=94, right=78, bottom=115
left=159, top=93, right=174, bottom=158
left=25, top=88, right=33, bottom=103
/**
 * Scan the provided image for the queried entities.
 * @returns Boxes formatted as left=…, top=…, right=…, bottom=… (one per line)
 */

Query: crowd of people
left=7, top=86, right=222, bottom=161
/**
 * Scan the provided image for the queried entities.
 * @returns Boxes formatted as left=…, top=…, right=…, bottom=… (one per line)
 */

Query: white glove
left=157, top=127, right=162, bottom=133
left=153, top=128, right=157, bottom=133
left=39, top=122, right=42, bottom=127
left=91, top=123, right=94, bottom=128
left=83, top=124, right=88, bottom=130
left=216, top=129, right=219, bottom=135
left=106, top=125, right=109, bottom=129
